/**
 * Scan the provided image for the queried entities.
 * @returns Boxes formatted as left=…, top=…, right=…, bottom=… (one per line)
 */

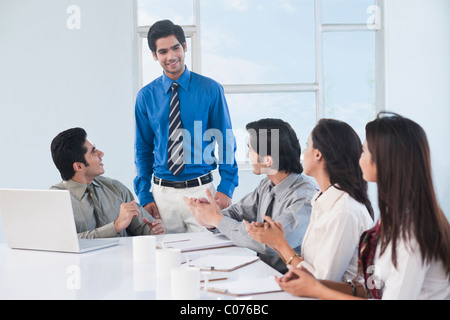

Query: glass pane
left=226, top=93, right=316, bottom=163
left=322, top=0, right=376, bottom=25
left=200, top=0, right=315, bottom=85
left=138, top=0, right=194, bottom=26
left=323, top=31, right=376, bottom=140
left=141, top=37, right=192, bottom=87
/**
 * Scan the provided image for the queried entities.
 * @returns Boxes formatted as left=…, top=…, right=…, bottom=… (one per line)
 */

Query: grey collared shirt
left=217, top=173, right=318, bottom=274
left=51, top=176, right=155, bottom=239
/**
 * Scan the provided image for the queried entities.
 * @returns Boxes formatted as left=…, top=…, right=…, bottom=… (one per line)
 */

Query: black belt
left=154, top=173, right=213, bottom=189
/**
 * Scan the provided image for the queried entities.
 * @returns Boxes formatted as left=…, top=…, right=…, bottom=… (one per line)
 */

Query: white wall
left=384, top=0, right=450, bottom=219
left=0, top=0, right=138, bottom=243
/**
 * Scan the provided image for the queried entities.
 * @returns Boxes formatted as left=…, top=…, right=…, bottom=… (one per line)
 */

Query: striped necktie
left=86, top=184, right=107, bottom=227
left=263, top=188, right=276, bottom=218
left=167, top=82, right=185, bottom=176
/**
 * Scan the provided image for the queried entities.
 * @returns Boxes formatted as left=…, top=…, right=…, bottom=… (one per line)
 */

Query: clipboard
left=156, top=233, right=234, bottom=252
left=188, top=255, right=260, bottom=272
left=204, top=276, right=283, bottom=297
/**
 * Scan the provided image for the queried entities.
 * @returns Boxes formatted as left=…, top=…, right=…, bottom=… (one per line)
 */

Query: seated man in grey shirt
left=184, top=119, right=318, bottom=273
left=50, top=128, right=165, bottom=238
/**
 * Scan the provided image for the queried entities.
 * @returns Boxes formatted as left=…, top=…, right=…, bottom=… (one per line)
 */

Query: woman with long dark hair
left=275, top=113, right=450, bottom=299
left=246, top=119, right=374, bottom=281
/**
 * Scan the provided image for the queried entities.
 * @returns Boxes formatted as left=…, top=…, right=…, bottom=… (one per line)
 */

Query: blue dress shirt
left=134, top=67, right=239, bottom=206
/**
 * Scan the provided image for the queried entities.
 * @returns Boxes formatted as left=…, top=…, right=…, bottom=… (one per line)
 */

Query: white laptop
left=0, top=189, right=119, bottom=253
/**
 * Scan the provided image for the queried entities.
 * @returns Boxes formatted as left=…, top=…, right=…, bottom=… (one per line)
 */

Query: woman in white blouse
left=274, top=113, right=450, bottom=300
left=246, top=119, right=374, bottom=281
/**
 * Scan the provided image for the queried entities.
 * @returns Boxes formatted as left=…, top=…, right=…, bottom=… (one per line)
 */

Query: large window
left=137, top=0, right=385, bottom=165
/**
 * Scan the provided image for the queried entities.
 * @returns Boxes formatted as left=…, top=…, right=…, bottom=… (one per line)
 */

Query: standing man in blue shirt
left=134, top=20, right=239, bottom=233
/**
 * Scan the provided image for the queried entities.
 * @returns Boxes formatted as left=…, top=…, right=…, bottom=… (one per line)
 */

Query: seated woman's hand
left=275, top=265, right=321, bottom=298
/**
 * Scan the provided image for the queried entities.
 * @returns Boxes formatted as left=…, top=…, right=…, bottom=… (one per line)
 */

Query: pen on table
left=188, top=264, right=215, bottom=271
left=207, top=287, right=229, bottom=294
left=197, top=265, right=215, bottom=271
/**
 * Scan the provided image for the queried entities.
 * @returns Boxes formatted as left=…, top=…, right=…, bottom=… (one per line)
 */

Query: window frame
left=136, top=0, right=386, bottom=165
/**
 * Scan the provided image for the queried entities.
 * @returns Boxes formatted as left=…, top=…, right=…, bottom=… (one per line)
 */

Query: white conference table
left=0, top=232, right=302, bottom=300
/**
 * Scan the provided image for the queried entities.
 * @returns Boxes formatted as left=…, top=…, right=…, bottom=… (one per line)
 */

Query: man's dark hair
left=246, top=118, right=303, bottom=174
left=147, top=19, right=186, bottom=53
left=51, top=128, right=88, bottom=181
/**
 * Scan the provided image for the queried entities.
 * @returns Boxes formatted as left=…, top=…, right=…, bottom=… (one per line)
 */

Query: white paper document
left=205, top=276, right=282, bottom=296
